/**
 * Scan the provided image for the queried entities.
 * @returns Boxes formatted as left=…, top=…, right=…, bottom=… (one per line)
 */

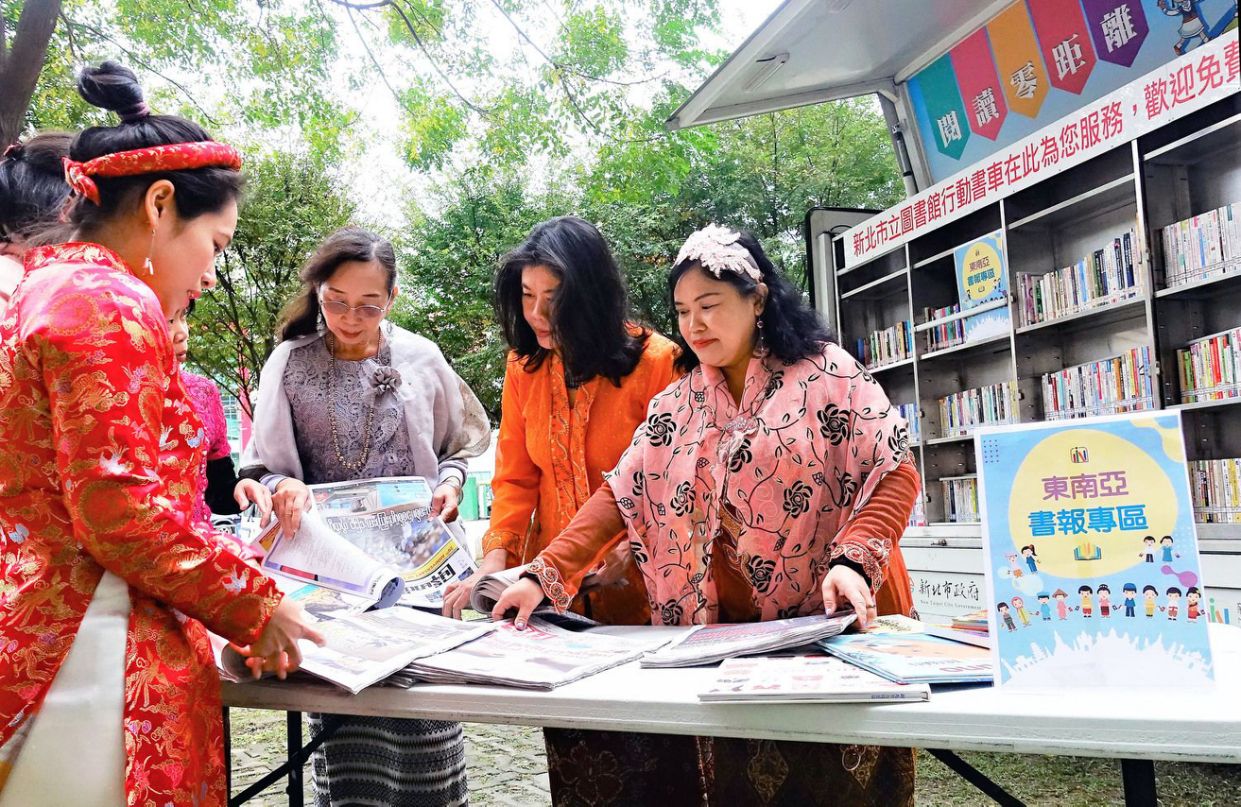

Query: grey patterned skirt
left=309, top=714, right=468, bottom=806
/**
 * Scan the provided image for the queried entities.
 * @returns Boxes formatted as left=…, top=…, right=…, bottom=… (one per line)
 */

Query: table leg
left=927, top=749, right=1026, bottom=806
left=287, top=711, right=303, bottom=807
left=1120, top=759, right=1157, bottom=807
left=223, top=707, right=232, bottom=798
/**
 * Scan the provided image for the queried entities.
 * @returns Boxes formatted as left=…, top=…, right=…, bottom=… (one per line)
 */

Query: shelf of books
left=833, top=94, right=1241, bottom=548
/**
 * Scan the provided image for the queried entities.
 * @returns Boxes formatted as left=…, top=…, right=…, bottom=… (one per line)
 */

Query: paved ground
left=228, top=708, right=1241, bottom=806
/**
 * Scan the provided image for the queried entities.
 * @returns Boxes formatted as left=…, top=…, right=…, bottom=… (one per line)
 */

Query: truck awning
left=666, top=0, right=1011, bottom=131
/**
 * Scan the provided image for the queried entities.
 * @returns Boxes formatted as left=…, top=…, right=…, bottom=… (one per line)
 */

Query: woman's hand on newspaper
left=430, top=482, right=461, bottom=523
left=442, top=548, right=507, bottom=620
left=237, top=597, right=326, bottom=680
left=272, top=478, right=312, bottom=537
left=821, top=564, right=876, bottom=630
left=234, top=479, right=274, bottom=526
left=490, top=577, right=544, bottom=630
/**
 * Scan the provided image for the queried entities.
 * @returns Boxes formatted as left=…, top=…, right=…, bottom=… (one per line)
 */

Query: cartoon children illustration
left=1160, top=535, right=1180, bottom=563
left=1158, top=0, right=1214, bottom=55
left=1011, top=595, right=1031, bottom=627
left=1139, top=535, right=1157, bottom=563
left=1078, top=585, right=1094, bottom=618
left=1054, top=589, right=1070, bottom=620
left=1187, top=586, right=1202, bottom=622
left=1021, top=544, right=1039, bottom=574
left=1122, top=583, right=1138, bottom=617
left=1165, top=586, right=1182, bottom=620
left=1097, top=583, right=1112, bottom=617
left=1037, top=592, right=1052, bottom=621
left=1006, top=553, right=1024, bottom=579
left=1143, top=584, right=1159, bottom=617
left=998, top=602, right=1018, bottom=632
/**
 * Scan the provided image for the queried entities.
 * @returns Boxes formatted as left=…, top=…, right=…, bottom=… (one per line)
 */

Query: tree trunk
left=0, top=0, right=62, bottom=146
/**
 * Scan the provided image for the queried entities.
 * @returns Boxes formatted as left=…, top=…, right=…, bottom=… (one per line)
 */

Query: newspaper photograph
left=312, top=477, right=478, bottom=610
left=254, top=476, right=477, bottom=611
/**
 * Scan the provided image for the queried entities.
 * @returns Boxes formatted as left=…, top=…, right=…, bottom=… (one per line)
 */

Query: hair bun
left=77, top=61, right=149, bottom=122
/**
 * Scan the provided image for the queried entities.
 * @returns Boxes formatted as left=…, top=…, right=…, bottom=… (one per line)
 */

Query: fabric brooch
left=675, top=223, right=763, bottom=284
left=371, top=366, right=403, bottom=396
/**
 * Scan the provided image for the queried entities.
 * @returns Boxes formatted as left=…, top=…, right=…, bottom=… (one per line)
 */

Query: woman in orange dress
left=442, top=216, right=677, bottom=624
left=0, top=62, right=319, bottom=807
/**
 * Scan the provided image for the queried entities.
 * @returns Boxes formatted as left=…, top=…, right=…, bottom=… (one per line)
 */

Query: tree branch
left=344, top=5, right=401, bottom=105
left=326, top=0, right=489, bottom=117
left=63, top=18, right=219, bottom=125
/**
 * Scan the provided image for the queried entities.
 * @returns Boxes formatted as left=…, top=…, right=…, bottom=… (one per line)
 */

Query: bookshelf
left=832, top=94, right=1241, bottom=534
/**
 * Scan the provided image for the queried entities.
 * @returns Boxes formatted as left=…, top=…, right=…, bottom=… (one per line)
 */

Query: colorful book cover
left=975, top=412, right=1214, bottom=688
left=953, top=229, right=1010, bottom=342
left=817, top=632, right=992, bottom=684
left=698, top=654, right=930, bottom=703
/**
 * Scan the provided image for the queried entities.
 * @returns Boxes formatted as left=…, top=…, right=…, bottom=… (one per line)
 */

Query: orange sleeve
left=526, top=481, right=627, bottom=613
left=829, top=459, right=920, bottom=593
left=482, top=356, right=541, bottom=565
left=646, top=334, right=681, bottom=400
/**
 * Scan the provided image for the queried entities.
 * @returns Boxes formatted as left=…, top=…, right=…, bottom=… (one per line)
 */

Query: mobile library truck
left=669, top=0, right=1241, bottom=628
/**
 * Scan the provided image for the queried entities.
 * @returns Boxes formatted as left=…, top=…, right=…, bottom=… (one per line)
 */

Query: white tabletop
left=222, top=623, right=1241, bottom=764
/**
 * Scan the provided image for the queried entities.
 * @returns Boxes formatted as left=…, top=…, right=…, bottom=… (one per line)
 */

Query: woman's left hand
left=821, top=563, right=877, bottom=630
left=431, top=482, right=461, bottom=522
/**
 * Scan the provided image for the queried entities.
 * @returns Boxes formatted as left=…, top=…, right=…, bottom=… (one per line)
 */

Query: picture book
left=816, top=631, right=992, bottom=684
left=953, top=229, right=1010, bottom=342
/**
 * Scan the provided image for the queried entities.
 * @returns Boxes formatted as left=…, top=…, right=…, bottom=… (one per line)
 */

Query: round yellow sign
left=1005, top=428, right=1176, bottom=579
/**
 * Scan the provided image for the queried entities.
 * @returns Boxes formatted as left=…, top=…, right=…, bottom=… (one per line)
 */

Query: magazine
left=817, top=631, right=993, bottom=685
left=255, top=476, right=477, bottom=611
left=640, top=613, right=857, bottom=669
left=219, top=608, right=495, bottom=695
left=406, top=617, right=666, bottom=690
left=698, top=654, right=931, bottom=703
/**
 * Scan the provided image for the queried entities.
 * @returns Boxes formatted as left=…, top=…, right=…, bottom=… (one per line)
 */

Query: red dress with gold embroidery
left=0, top=243, right=282, bottom=806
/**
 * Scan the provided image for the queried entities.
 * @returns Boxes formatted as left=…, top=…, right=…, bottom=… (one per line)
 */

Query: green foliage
left=187, top=151, right=356, bottom=415
left=15, top=0, right=905, bottom=421
left=388, top=167, right=574, bottom=418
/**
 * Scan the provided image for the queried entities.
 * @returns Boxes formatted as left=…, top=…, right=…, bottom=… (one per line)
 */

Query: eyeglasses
left=319, top=293, right=391, bottom=320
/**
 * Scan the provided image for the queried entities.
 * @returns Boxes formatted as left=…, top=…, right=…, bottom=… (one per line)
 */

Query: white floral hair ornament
left=675, top=224, right=763, bottom=284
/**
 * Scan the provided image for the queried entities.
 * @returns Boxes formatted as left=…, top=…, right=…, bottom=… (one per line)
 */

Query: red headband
left=62, top=141, right=242, bottom=205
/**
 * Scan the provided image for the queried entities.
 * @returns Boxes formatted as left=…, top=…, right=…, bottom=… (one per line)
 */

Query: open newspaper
left=216, top=608, right=494, bottom=694
left=256, top=476, right=477, bottom=612
left=699, top=654, right=931, bottom=703
left=406, top=617, right=667, bottom=689
left=640, top=612, right=857, bottom=668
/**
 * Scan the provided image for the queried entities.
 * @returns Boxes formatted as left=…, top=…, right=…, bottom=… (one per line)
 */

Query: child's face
left=1144, top=538, right=1155, bottom=547
left=1099, top=591, right=1110, bottom=603
left=168, top=308, right=190, bottom=364
left=999, top=604, right=1009, bottom=613
left=1055, top=593, right=1066, bottom=601
left=1144, top=590, right=1157, bottom=602
left=1161, top=538, right=1173, bottom=546
left=1038, top=596, right=1049, bottom=604
left=1022, top=548, right=1032, bottom=557
left=1168, top=592, right=1181, bottom=602
left=1011, top=597, right=1024, bottom=609
left=1188, top=592, right=1200, bottom=605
